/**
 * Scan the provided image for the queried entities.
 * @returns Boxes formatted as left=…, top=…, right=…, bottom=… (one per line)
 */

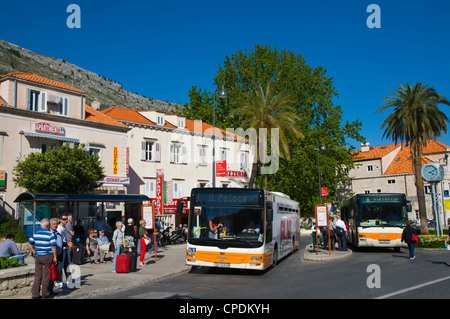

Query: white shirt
left=335, top=219, right=346, bottom=230
left=57, top=224, right=67, bottom=243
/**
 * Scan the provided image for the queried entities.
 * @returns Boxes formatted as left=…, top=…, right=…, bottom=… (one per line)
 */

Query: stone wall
left=0, top=265, right=34, bottom=298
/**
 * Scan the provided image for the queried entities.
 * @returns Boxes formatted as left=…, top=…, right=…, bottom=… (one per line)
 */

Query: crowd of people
left=318, top=215, right=349, bottom=251
left=23, top=214, right=161, bottom=299
left=318, top=215, right=422, bottom=260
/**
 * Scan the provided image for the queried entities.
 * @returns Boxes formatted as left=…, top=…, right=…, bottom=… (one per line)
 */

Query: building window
left=377, top=189, right=382, bottom=193
left=170, top=143, right=186, bottom=164
left=27, top=89, right=47, bottom=112
left=198, top=145, right=208, bottom=166
left=177, top=118, right=185, bottom=129
left=41, top=143, right=56, bottom=153
left=58, top=96, right=70, bottom=116
left=157, top=115, right=165, bottom=126
left=240, top=151, right=249, bottom=170
left=367, top=165, right=373, bottom=172
left=88, top=147, right=101, bottom=159
left=219, top=148, right=228, bottom=162
left=145, top=179, right=156, bottom=198
left=172, top=180, right=183, bottom=198
left=364, top=190, right=370, bottom=194
left=141, top=140, right=160, bottom=162
left=388, top=179, right=396, bottom=184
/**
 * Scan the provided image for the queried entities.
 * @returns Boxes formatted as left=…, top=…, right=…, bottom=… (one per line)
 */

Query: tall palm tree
left=230, top=80, right=304, bottom=187
left=376, top=82, right=450, bottom=234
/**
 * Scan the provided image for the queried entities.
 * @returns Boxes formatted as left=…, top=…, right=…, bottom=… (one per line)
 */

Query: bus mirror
left=267, top=208, right=273, bottom=222
left=407, top=201, right=412, bottom=213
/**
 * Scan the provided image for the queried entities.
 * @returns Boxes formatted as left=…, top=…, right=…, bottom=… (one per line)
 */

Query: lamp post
left=316, top=144, right=325, bottom=203
left=212, top=85, right=227, bottom=187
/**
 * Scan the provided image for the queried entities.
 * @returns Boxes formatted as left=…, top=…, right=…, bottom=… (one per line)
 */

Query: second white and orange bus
left=340, top=193, right=411, bottom=251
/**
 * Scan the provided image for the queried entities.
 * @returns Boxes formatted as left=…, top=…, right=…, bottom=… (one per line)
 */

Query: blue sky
left=1, top=1, right=450, bottom=149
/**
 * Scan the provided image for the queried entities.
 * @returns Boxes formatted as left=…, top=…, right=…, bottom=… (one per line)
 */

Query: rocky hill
left=0, top=39, right=180, bottom=112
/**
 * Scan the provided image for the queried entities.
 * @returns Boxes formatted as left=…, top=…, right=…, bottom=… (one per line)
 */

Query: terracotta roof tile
left=102, top=106, right=245, bottom=139
left=0, top=96, right=6, bottom=106
left=1, top=72, right=86, bottom=94
left=84, top=105, right=128, bottom=128
left=352, top=143, right=400, bottom=161
left=354, top=140, right=448, bottom=175
left=102, top=106, right=155, bottom=125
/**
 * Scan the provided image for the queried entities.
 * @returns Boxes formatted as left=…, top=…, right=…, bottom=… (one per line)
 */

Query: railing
left=0, top=196, right=15, bottom=217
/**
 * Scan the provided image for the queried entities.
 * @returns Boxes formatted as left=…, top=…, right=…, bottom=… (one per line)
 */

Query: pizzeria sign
left=35, top=122, right=66, bottom=136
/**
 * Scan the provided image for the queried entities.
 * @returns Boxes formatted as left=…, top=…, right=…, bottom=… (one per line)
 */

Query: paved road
left=97, top=235, right=450, bottom=300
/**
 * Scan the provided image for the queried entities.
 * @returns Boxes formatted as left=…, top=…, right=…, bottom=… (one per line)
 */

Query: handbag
left=49, top=262, right=60, bottom=282
left=411, top=233, right=419, bottom=243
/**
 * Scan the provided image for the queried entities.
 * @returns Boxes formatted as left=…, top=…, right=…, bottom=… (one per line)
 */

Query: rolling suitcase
left=123, top=250, right=137, bottom=272
left=72, top=245, right=84, bottom=265
left=116, top=254, right=130, bottom=273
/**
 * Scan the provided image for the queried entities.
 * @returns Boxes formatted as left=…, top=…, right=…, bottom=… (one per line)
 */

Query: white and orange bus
left=186, top=188, right=300, bottom=270
left=340, top=193, right=412, bottom=251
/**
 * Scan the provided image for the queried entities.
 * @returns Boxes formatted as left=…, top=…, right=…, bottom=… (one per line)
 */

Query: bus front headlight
left=251, top=256, right=262, bottom=261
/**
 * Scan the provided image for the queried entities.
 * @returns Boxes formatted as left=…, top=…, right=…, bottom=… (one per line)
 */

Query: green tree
left=13, top=144, right=105, bottom=194
left=177, top=44, right=365, bottom=214
left=376, top=82, right=450, bottom=234
left=229, top=80, right=304, bottom=187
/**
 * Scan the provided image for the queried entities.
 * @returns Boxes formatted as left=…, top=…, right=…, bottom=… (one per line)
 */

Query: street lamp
left=212, top=85, right=227, bottom=187
left=315, top=144, right=325, bottom=203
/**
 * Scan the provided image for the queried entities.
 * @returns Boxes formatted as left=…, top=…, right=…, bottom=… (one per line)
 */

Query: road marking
left=375, top=275, right=450, bottom=299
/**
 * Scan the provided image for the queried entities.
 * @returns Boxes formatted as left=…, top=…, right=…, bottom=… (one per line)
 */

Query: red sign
left=227, top=170, right=248, bottom=178
left=156, top=176, right=164, bottom=215
left=149, top=198, right=189, bottom=215
left=216, top=161, right=227, bottom=177
left=35, top=122, right=66, bottom=135
left=321, top=187, right=328, bottom=197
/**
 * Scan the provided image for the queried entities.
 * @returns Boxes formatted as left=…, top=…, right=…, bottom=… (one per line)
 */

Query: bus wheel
left=272, top=245, right=278, bottom=268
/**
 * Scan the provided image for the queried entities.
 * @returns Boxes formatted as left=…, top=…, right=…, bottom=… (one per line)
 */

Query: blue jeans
left=10, top=254, right=26, bottom=264
left=58, top=248, right=70, bottom=284
left=112, top=244, right=123, bottom=271
left=408, top=243, right=415, bottom=259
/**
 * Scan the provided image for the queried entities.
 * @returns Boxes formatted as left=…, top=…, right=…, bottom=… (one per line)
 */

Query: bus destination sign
left=193, top=190, right=262, bottom=206
left=361, top=196, right=401, bottom=204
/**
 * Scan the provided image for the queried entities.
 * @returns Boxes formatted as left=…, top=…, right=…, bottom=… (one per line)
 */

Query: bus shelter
left=14, top=192, right=151, bottom=238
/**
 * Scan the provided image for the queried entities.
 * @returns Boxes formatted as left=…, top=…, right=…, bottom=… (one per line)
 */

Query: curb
left=303, top=244, right=352, bottom=261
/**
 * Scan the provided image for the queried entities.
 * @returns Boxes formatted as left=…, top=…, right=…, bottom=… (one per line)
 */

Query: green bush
left=0, top=214, right=28, bottom=243
left=416, top=235, right=447, bottom=249
left=0, top=256, right=25, bottom=270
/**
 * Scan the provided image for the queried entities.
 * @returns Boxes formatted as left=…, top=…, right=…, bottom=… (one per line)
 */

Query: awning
left=23, top=132, right=80, bottom=144
left=14, top=192, right=150, bottom=203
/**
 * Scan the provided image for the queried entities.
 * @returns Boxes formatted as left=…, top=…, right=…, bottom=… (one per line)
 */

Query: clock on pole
left=421, top=163, right=444, bottom=182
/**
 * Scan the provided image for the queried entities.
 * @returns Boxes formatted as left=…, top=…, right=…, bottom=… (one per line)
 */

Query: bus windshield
left=188, top=189, right=265, bottom=248
left=358, top=200, right=408, bottom=227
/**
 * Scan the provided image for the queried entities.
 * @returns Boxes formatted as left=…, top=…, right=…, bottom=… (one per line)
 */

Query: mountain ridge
left=0, top=39, right=181, bottom=112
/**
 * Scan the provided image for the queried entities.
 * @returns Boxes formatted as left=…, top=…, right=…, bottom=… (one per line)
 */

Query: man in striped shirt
left=26, top=218, right=57, bottom=299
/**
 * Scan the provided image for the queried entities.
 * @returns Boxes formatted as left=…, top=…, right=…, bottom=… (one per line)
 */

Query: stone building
left=341, top=141, right=450, bottom=226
